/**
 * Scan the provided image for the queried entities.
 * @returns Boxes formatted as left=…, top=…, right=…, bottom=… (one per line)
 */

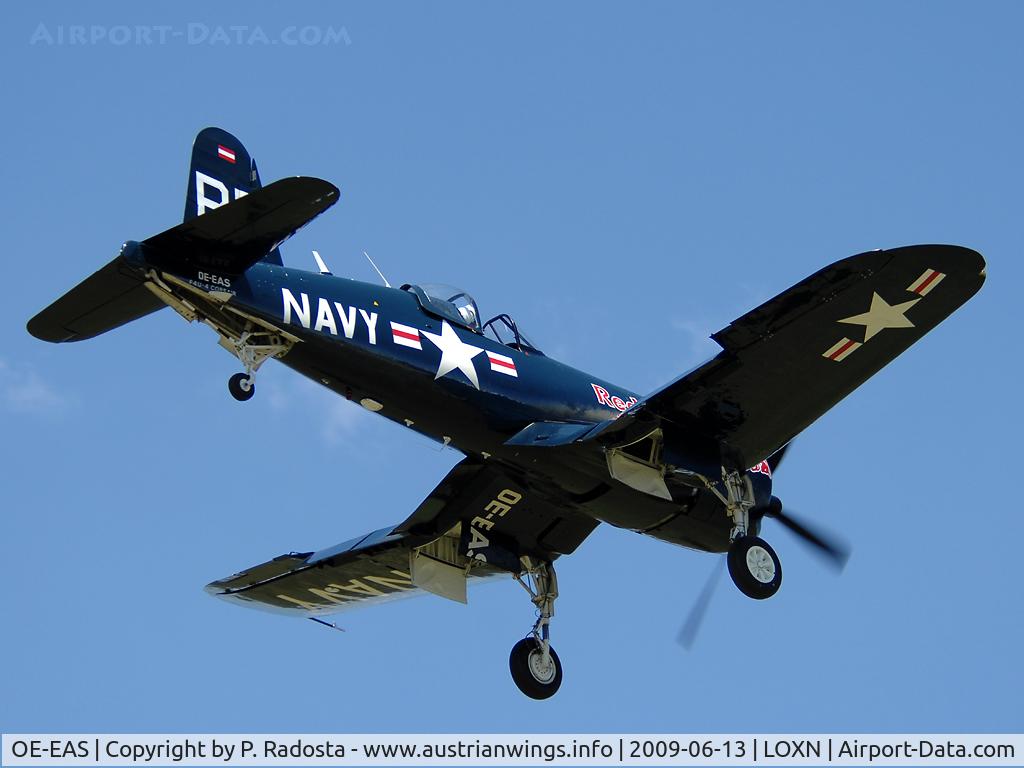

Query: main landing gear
left=716, top=469, right=783, bottom=600
left=510, top=559, right=562, bottom=699
left=727, top=534, right=782, bottom=599
left=223, top=328, right=290, bottom=402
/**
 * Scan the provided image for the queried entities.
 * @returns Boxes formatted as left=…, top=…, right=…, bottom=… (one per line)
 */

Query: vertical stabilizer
left=183, top=127, right=284, bottom=265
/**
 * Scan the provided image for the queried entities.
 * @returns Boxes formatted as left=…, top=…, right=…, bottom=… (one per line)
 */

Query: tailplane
left=28, top=127, right=339, bottom=343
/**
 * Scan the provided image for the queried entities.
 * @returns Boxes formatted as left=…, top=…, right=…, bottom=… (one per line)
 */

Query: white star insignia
left=422, top=320, right=484, bottom=389
left=838, top=292, right=920, bottom=342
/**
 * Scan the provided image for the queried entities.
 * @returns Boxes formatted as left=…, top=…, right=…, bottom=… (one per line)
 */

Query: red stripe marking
left=217, top=145, right=236, bottom=163
left=488, top=355, right=516, bottom=370
left=392, top=329, right=419, bottom=342
left=828, top=339, right=857, bottom=360
left=914, top=270, right=940, bottom=294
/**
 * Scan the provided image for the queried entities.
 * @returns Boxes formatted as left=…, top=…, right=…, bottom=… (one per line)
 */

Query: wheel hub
left=745, top=545, right=776, bottom=583
left=527, top=647, right=557, bottom=684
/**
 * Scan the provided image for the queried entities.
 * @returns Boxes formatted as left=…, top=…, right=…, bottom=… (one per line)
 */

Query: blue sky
left=2, top=0, right=1021, bottom=734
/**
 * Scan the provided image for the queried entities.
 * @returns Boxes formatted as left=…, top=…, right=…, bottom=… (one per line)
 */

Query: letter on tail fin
left=184, top=127, right=283, bottom=265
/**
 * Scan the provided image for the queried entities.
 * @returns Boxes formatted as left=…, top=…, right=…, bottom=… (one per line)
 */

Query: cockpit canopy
left=413, top=283, right=481, bottom=330
left=402, top=283, right=543, bottom=355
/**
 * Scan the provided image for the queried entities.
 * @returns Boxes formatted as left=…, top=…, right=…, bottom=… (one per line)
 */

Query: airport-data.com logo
left=29, top=22, right=351, bottom=47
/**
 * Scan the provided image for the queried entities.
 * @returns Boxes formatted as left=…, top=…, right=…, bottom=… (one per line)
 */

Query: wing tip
left=895, top=243, right=986, bottom=275
left=27, top=314, right=76, bottom=343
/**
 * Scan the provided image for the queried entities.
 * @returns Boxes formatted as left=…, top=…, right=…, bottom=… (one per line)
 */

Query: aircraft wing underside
left=595, top=244, right=986, bottom=469
left=206, top=458, right=599, bottom=616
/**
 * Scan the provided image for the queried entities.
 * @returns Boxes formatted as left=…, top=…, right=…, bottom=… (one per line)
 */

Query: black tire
left=228, top=372, right=255, bottom=401
left=727, top=536, right=782, bottom=600
left=509, top=637, right=562, bottom=699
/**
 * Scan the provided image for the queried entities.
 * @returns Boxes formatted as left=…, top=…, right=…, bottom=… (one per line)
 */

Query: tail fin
left=28, top=128, right=339, bottom=344
left=184, top=127, right=283, bottom=265
left=29, top=176, right=338, bottom=343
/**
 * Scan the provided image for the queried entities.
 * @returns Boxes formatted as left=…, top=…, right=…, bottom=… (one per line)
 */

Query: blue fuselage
left=181, top=262, right=739, bottom=551
left=236, top=265, right=639, bottom=454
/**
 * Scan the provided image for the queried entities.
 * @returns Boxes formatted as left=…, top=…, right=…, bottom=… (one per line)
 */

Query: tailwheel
left=221, top=327, right=291, bottom=402
left=509, top=637, right=562, bottom=700
left=228, top=372, right=255, bottom=401
left=727, top=535, right=782, bottom=600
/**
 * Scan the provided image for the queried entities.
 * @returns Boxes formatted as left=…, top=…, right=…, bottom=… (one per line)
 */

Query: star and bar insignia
left=822, top=268, right=946, bottom=362
left=391, top=319, right=519, bottom=387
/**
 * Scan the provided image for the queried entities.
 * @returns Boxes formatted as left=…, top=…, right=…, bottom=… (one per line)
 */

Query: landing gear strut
left=221, top=327, right=290, bottom=403
left=510, top=559, right=562, bottom=699
left=712, top=468, right=783, bottom=600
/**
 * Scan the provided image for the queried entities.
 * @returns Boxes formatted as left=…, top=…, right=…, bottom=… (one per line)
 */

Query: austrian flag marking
left=390, top=321, right=422, bottom=350
left=487, top=351, right=518, bottom=377
left=217, top=145, right=237, bottom=164
left=907, top=268, right=945, bottom=296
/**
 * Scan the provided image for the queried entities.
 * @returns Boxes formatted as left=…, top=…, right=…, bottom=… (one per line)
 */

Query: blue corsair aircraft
left=28, top=128, right=986, bottom=698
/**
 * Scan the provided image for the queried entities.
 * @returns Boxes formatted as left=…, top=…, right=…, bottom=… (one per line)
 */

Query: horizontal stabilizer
left=143, top=176, right=339, bottom=275
left=28, top=177, right=339, bottom=343
left=27, top=252, right=163, bottom=343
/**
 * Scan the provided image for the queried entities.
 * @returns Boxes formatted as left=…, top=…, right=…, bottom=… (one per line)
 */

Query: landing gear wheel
left=728, top=535, right=782, bottom=600
left=509, top=637, right=562, bottom=700
left=228, top=372, right=255, bottom=401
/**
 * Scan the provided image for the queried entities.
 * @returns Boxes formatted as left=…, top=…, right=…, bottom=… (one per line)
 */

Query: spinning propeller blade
left=677, top=558, right=725, bottom=650
left=678, top=442, right=850, bottom=650
left=762, top=496, right=850, bottom=570
left=678, top=499, right=849, bottom=649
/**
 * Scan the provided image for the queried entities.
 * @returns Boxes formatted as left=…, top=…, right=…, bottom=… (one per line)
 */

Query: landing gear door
left=606, top=430, right=672, bottom=500
left=410, top=549, right=468, bottom=604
